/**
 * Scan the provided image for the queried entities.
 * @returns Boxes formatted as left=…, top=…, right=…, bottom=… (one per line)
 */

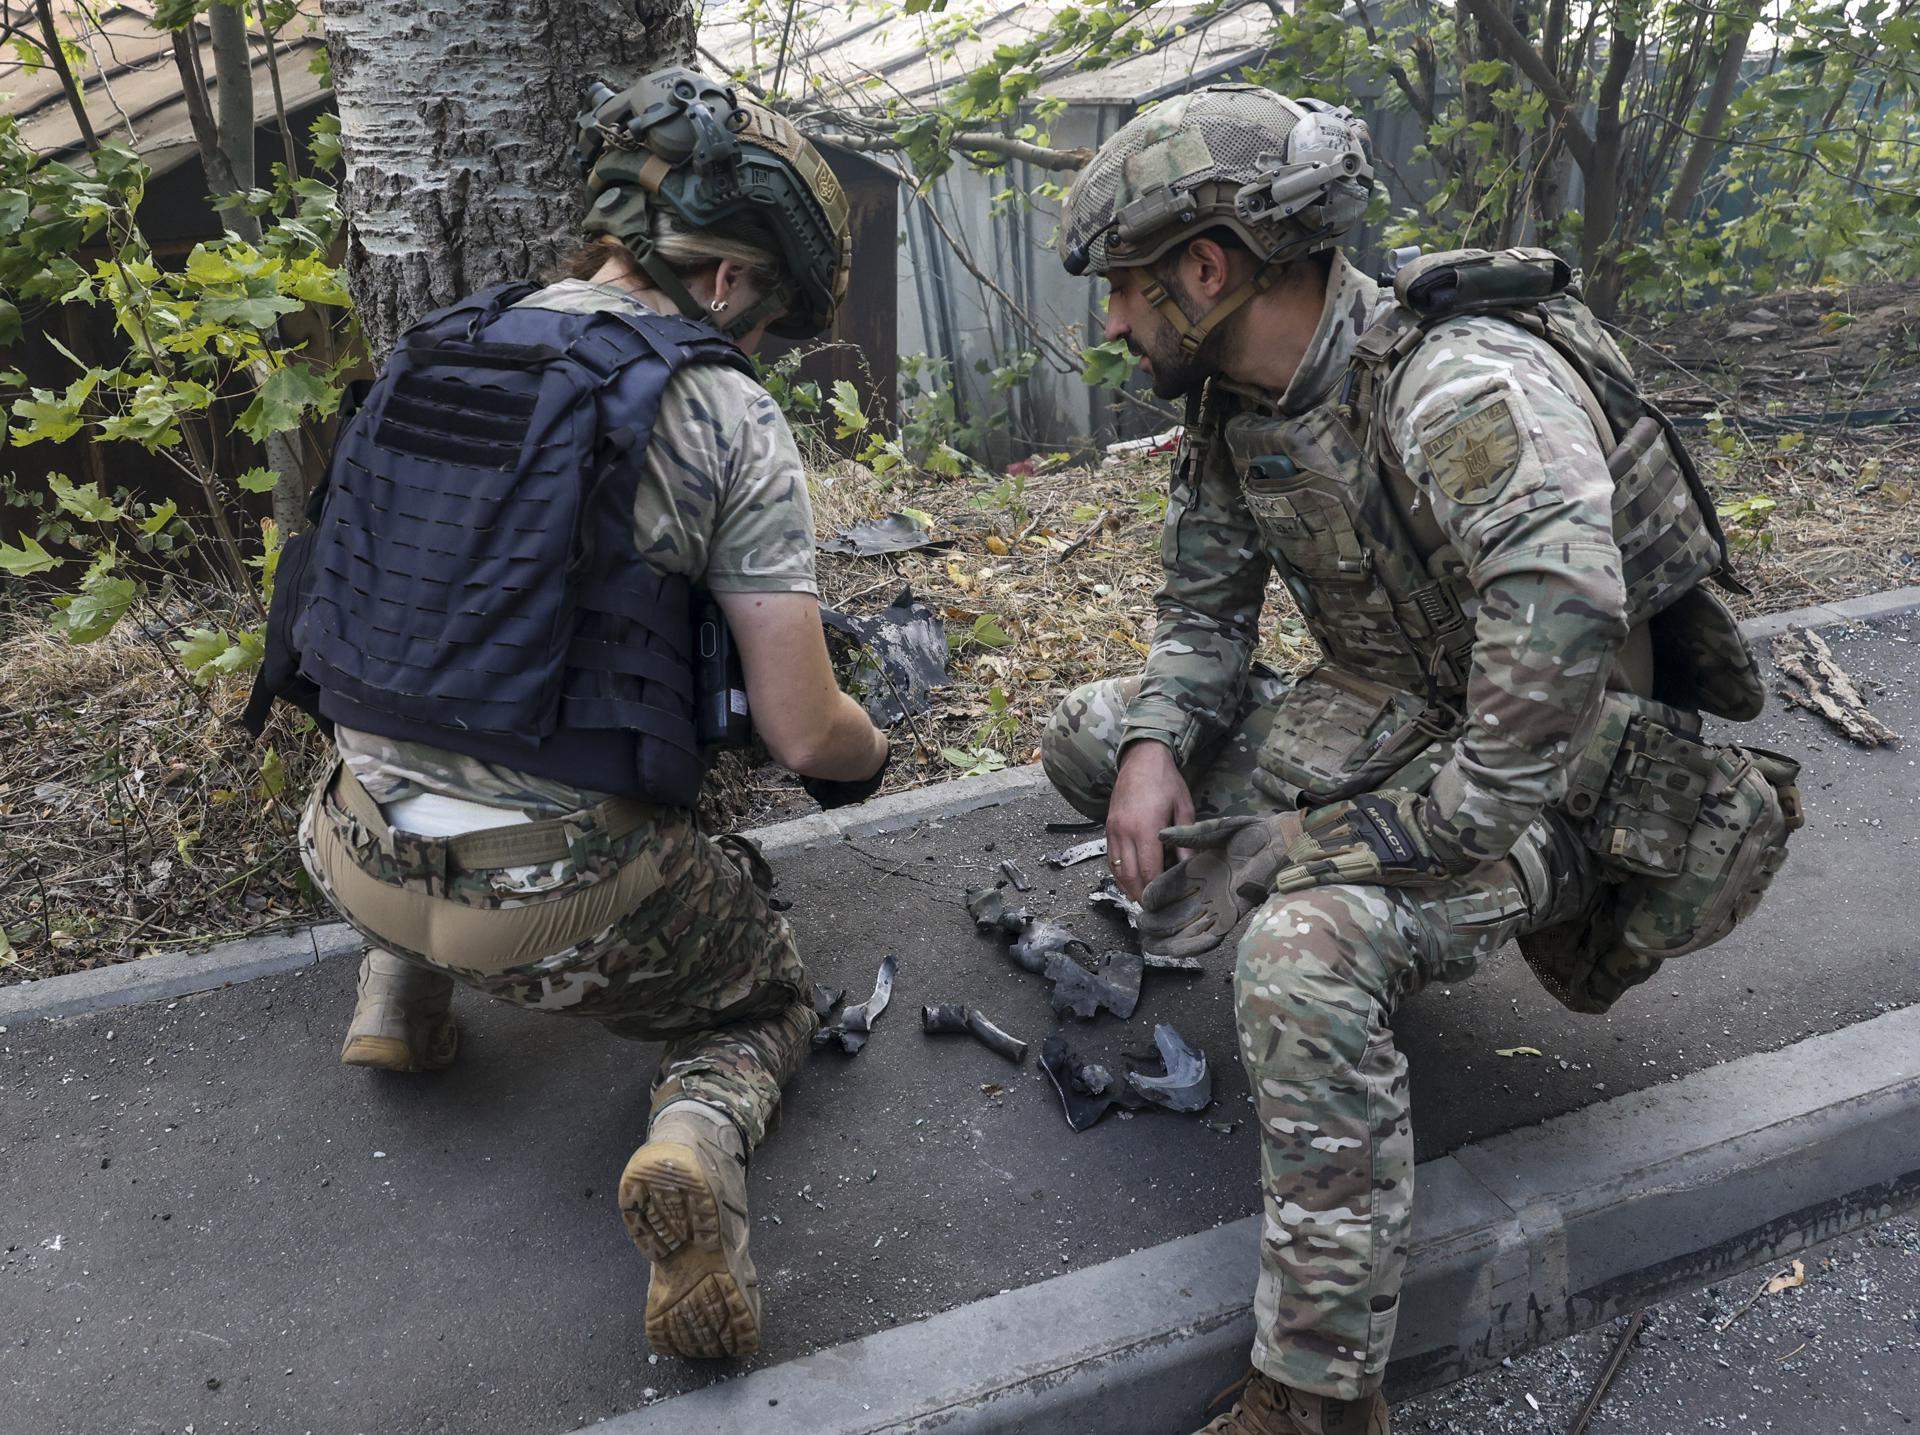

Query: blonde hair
left=558, top=210, right=788, bottom=296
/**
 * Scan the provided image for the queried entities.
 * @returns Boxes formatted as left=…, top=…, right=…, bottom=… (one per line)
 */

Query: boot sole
left=619, top=1140, right=761, bottom=1360
left=340, top=1018, right=459, bottom=1073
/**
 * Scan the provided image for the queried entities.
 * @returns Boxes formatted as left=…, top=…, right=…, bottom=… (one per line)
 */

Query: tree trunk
left=323, top=0, right=696, bottom=363
left=1663, top=0, right=1756, bottom=229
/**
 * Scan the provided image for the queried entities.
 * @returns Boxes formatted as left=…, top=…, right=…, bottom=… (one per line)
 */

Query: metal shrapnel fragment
left=1125, top=1024, right=1212, bottom=1113
left=1088, top=874, right=1141, bottom=928
left=1041, top=1033, right=1124, bottom=1132
left=921, top=1004, right=1028, bottom=1064
left=998, top=858, right=1034, bottom=892
left=820, top=587, right=949, bottom=726
left=1045, top=948, right=1142, bottom=1022
left=819, top=512, right=950, bottom=559
left=813, top=954, right=896, bottom=1055
left=964, top=884, right=1029, bottom=938
left=1008, top=917, right=1093, bottom=974
left=1044, top=836, right=1108, bottom=868
left=810, top=984, right=846, bottom=1020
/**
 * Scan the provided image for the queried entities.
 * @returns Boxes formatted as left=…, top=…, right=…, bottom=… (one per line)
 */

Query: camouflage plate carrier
left=1223, top=245, right=1804, bottom=1011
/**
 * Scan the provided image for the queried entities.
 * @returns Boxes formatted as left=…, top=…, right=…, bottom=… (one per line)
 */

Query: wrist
left=1118, top=734, right=1179, bottom=774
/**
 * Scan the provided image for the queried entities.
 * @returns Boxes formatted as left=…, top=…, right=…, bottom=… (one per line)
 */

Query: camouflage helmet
left=576, top=66, right=852, bottom=340
left=1059, top=85, right=1373, bottom=352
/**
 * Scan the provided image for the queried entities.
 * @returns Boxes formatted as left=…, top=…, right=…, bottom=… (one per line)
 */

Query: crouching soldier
left=247, top=68, right=887, bottom=1360
left=1042, top=85, right=1801, bottom=1433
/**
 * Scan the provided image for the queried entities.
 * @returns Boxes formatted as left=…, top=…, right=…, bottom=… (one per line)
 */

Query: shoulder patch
left=1417, top=392, right=1525, bottom=506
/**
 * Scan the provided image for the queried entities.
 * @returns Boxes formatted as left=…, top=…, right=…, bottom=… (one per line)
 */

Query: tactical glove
left=1137, top=811, right=1305, bottom=959
left=800, top=747, right=890, bottom=810
left=1265, top=790, right=1475, bottom=897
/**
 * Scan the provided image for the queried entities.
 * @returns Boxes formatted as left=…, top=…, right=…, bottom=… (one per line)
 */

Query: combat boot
left=339, top=948, right=459, bottom=1072
left=1197, top=1369, right=1389, bottom=1435
left=619, top=1102, right=761, bottom=1359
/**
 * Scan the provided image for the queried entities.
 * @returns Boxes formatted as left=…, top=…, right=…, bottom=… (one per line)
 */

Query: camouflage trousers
left=1042, top=676, right=1595, bottom=1399
left=299, top=765, right=816, bottom=1150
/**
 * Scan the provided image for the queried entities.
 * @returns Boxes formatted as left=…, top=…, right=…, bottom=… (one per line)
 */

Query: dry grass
left=0, top=593, right=330, bottom=985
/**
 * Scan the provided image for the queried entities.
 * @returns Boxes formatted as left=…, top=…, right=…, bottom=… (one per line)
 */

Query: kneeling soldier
left=1044, top=85, right=1800, bottom=1433
left=253, top=68, right=886, bottom=1360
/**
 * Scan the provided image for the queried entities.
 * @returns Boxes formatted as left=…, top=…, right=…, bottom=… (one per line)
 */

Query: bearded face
left=1103, top=261, right=1230, bottom=401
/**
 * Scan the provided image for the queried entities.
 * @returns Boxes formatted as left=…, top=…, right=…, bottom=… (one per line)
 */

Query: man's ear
left=1180, top=236, right=1237, bottom=303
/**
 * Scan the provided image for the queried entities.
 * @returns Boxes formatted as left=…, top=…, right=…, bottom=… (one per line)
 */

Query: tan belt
left=323, top=760, right=657, bottom=878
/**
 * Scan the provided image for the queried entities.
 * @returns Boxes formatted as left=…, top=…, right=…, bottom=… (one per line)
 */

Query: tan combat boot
left=1198, top=1369, right=1389, bottom=1435
left=618, top=1102, right=761, bottom=1360
left=339, top=948, right=459, bottom=1072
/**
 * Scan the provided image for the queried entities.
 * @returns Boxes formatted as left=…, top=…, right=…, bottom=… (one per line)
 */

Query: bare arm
left=716, top=589, right=887, bottom=781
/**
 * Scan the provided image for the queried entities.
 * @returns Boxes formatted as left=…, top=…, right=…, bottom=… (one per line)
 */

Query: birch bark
left=322, top=0, right=695, bottom=361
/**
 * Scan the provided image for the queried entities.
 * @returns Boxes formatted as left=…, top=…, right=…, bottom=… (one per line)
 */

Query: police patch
left=1418, top=393, right=1525, bottom=505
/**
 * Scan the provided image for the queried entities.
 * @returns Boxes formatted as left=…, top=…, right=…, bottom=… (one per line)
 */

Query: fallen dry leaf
left=1495, top=1046, right=1544, bottom=1058
left=1765, top=1259, right=1807, bottom=1294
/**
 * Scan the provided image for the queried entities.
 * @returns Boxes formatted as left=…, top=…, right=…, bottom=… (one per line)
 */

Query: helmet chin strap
left=629, top=238, right=789, bottom=342
left=1135, top=225, right=1334, bottom=357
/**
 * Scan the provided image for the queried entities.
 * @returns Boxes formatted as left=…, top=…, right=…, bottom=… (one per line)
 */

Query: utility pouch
left=1563, top=693, right=1716, bottom=880
left=1393, top=246, right=1572, bottom=318
left=1614, top=743, right=1803, bottom=960
left=694, top=591, right=751, bottom=749
left=1254, top=666, right=1433, bottom=804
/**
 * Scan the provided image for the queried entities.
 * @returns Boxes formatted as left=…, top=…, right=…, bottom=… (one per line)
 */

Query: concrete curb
left=598, top=1003, right=1920, bottom=1434
left=4, top=584, right=1916, bottom=1030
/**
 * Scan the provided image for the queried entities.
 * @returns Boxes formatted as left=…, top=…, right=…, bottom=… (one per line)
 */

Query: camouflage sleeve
left=1122, top=418, right=1270, bottom=766
left=655, top=366, right=818, bottom=596
left=1385, top=318, right=1629, bottom=865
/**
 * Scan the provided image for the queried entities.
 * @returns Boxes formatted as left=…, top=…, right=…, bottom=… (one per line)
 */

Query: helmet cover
left=577, top=67, right=852, bottom=338
left=1059, top=85, right=1373, bottom=278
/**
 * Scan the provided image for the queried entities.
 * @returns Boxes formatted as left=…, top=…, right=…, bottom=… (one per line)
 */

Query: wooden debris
left=1771, top=628, right=1900, bottom=746
left=1567, top=1309, right=1647, bottom=1435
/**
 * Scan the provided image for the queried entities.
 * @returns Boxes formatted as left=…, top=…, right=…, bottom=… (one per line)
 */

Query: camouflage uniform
left=301, top=278, right=820, bottom=1150
left=1041, top=250, right=1629, bottom=1398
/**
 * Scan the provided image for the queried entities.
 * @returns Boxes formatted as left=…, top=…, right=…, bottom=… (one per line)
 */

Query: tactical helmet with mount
left=576, top=66, right=851, bottom=340
left=1059, top=85, right=1374, bottom=353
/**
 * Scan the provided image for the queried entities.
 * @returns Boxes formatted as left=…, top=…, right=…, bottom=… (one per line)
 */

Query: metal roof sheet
left=0, top=1, right=327, bottom=173
left=698, top=0, right=1281, bottom=109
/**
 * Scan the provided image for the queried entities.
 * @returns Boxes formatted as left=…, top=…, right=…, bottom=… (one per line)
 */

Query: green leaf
left=257, top=745, right=286, bottom=799
left=0, top=297, right=20, bottom=346
left=235, top=363, right=336, bottom=440
left=139, top=499, right=179, bottom=535
left=50, top=574, right=137, bottom=642
left=0, top=533, right=59, bottom=576
left=829, top=378, right=870, bottom=439
left=235, top=466, right=279, bottom=494
left=198, top=292, right=301, bottom=328
left=173, top=626, right=231, bottom=676
left=48, top=473, right=124, bottom=523
left=1079, top=339, right=1136, bottom=389
left=10, top=372, right=99, bottom=445
left=968, top=614, right=1013, bottom=648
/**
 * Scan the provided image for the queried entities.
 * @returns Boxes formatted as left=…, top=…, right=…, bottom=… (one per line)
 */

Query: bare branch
left=34, top=0, right=99, bottom=151
left=1456, top=0, right=1594, bottom=168
left=815, top=128, right=1092, bottom=172
left=255, top=0, right=300, bottom=184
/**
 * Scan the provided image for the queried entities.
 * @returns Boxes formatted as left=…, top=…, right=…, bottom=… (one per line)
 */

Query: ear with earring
left=709, top=299, right=730, bottom=313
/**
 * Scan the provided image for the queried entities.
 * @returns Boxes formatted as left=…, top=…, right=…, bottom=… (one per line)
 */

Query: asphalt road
left=1, top=612, right=1915, bottom=1435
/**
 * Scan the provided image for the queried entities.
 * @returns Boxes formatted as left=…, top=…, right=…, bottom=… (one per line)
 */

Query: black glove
left=800, top=746, right=890, bottom=810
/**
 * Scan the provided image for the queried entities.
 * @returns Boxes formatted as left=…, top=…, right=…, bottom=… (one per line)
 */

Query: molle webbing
left=297, top=284, right=751, bottom=805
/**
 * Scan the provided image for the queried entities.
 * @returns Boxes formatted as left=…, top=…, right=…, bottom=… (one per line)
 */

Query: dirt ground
left=2, top=282, right=1916, bottom=984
